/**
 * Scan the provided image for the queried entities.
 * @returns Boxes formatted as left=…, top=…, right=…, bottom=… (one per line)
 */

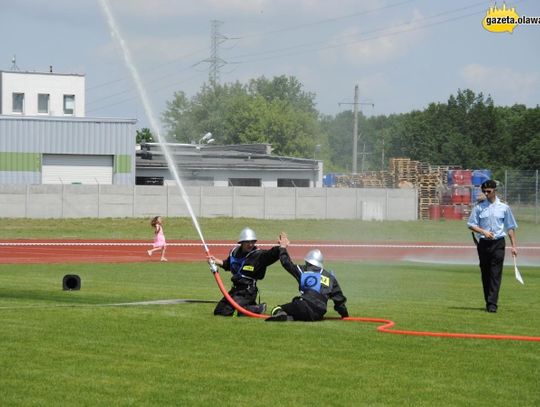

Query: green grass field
left=1, top=217, right=540, bottom=243
left=1, top=218, right=539, bottom=406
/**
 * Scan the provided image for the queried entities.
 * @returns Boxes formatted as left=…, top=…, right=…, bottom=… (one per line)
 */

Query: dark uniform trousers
left=477, top=238, right=505, bottom=309
left=214, top=283, right=259, bottom=316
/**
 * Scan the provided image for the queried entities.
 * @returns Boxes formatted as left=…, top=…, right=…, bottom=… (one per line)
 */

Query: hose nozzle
left=209, top=259, right=218, bottom=274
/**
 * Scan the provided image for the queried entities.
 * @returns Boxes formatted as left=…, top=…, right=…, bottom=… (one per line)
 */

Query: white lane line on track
left=1, top=242, right=539, bottom=250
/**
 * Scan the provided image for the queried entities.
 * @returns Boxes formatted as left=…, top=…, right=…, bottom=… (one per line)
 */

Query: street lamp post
left=198, top=132, right=213, bottom=145
left=313, top=144, right=321, bottom=159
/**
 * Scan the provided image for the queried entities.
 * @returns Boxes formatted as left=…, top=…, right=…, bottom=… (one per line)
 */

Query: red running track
left=1, top=239, right=539, bottom=265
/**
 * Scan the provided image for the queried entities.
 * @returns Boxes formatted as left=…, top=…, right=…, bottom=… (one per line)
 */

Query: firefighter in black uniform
left=208, top=227, right=280, bottom=316
left=266, top=232, right=349, bottom=322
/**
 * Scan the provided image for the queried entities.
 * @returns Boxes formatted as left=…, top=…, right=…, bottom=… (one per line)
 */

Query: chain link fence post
left=502, top=169, right=539, bottom=224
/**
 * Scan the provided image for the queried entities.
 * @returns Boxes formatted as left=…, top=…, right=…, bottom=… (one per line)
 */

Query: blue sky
left=2, top=0, right=539, bottom=131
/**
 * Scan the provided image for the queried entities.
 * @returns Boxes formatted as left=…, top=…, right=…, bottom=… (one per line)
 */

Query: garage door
left=42, top=154, right=113, bottom=184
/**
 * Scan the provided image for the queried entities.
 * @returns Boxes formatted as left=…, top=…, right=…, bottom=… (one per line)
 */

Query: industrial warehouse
left=0, top=69, right=321, bottom=188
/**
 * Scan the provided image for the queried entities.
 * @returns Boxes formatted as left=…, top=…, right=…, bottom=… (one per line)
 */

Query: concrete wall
left=0, top=185, right=418, bottom=220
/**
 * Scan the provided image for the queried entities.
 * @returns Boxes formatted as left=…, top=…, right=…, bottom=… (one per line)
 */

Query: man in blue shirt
left=467, top=180, right=518, bottom=313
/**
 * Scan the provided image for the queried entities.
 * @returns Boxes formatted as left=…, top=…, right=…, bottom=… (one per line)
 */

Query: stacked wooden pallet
left=356, top=171, right=383, bottom=188
left=334, top=172, right=388, bottom=188
left=389, top=158, right=420, bottom=186
left=417, top=169, right=444, bottom=220
left=380, top=171, right=394, bottom=188
left=335, top=174, right=353, bottom=188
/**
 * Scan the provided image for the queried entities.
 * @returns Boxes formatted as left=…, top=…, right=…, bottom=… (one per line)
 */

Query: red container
left=451, top=187, right=462, bottom=204
left=461, top=188, right=471, bottom=204
left=453, top=170, right=472, bottom=185
left=451, top=186, right=471, bottom=204
left=429, top=205, right=441, bottom=220
left=441, top=205, right=461, bottom=220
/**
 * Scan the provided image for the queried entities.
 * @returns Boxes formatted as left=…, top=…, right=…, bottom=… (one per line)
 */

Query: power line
left=86, top=1, right=494, bottom=114
left=227, top=1, right=489, bottom=63
left=87, top=2, right=414, bottom=96
left=231, top=0, right=415, bottom=40
left=86, top=71, right=207, bottom=113
left=86, top=47, right=207, bottom=92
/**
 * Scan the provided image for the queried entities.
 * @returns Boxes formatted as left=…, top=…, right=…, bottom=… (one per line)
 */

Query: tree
left=161, top=76, right=320, bottom=158
left=513, top=106, right=540, bottom=169
left=248, top=75, right=317, bottom=114
left=161, top=91, right=198, bottom=143
left=136, top=128, right=154, bottom=143
left=162, top=80, right=538, bottom=172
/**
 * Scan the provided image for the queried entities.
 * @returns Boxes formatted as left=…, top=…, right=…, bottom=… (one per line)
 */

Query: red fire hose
left=342, top=317, right=540, bottom=342
left=212, top=270, right=267, bottom=319
left=213, top=271, right=540, bottom=342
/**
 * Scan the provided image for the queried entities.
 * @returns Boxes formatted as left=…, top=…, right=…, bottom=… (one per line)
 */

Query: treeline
left=143, top=76, right=539, bottom=174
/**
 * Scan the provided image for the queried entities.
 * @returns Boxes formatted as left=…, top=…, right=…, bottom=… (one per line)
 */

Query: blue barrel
left=447, top=170, right=454, bottom=186
left=471, top=186, right=482, bottom=202
left=472, top=169, right=492, bottom=186
left=323, top=173, right=337, bottom=187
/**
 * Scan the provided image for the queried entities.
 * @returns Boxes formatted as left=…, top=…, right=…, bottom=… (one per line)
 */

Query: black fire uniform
left=214, top=245, right=280, bottom=316
left=276, top=248, right=348, bottom=321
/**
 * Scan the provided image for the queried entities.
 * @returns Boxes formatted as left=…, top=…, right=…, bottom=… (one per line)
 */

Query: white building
left=0, top=69, right=85, bottom=117
left=0, top=68, right=321, bottom=187
left=0, top=69, right=136, bottom=185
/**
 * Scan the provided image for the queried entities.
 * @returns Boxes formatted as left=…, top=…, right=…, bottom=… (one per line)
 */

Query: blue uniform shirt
left=467, top=197, right=518, bottom=240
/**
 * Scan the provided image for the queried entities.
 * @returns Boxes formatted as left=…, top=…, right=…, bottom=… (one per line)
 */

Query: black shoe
left=265, top=310, right=289, bottom=322
left=256, top=303, right=267, bottom=314
left=238, top=303, right=267, bottom=316
left=487, top=305, right=497, bottom=313
left=270, top=306, right=283, bottom=316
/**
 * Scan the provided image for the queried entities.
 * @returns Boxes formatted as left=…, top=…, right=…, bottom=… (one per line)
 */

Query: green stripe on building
left=115, top=155, right=132, bottom=173
left=0, top=152, right=41, bottom=171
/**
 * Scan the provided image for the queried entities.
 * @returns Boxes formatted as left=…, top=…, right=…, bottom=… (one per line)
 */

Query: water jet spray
left=98, top=0, right=214, bottom=266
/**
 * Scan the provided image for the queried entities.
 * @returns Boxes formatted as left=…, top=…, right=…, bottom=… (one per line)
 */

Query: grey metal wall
left=0, top=116, right=136, bottom=153
left=0, top=185, right=418, bottom=220
left=0, top=115, right=136, bottom=184
left=0, top=170, right=41, bottom=185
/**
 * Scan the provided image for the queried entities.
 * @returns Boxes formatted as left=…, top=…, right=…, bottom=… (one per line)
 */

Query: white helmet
left=238, top=227, right=257, bottom=243
left=304, top=249, right=324, bottom=268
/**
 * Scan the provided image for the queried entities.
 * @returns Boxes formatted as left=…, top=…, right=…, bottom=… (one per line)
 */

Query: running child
left=147, top=216, right=167, bottom=261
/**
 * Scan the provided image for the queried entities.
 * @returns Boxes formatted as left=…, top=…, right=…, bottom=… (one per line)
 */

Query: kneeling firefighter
left=266, top=232, right=349, bottom=322
left=208, top=227, right=280, bottom=316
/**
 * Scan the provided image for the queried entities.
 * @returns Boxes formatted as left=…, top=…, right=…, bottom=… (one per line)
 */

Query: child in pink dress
left=147, top=216, right=167, bottom=261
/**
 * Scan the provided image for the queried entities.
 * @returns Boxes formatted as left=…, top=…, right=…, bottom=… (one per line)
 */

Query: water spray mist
left=98, top=0, right=214, bottom=267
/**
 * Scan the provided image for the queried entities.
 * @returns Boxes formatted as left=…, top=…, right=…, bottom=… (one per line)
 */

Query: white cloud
left=111, top=0, right=271, bottom=19
left=356, top=73, right=390, bottom=99
left=321, top=9, right=426, bottom=67
left=110, top=0, right=384, bottom=19
left=128, top=36, right=207, bottom=63
left=461, top=63, right=539, bottom=103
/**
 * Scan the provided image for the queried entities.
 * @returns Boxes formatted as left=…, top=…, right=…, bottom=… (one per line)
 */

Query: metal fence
left=500, top=170, right=539, bottom=224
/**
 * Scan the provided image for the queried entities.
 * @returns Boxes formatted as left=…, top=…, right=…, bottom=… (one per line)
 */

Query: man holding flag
left=467, top=180, right=518, bottom=313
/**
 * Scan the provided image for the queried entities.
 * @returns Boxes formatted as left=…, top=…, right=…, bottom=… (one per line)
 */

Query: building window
left=277, top=179, right=310, bottom=187
left=229, top=178, right=261, bottom=187
left=38, top=94, right=50, bottom=114
left=63, top=94, right=75, bottom=115
left=12, top=93, right=24, bottom=113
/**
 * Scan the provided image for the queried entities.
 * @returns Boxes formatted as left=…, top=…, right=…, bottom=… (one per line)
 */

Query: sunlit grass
left=1, top=217, right=539, bottom=243
left=0, top=261, right=539, bottom=406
